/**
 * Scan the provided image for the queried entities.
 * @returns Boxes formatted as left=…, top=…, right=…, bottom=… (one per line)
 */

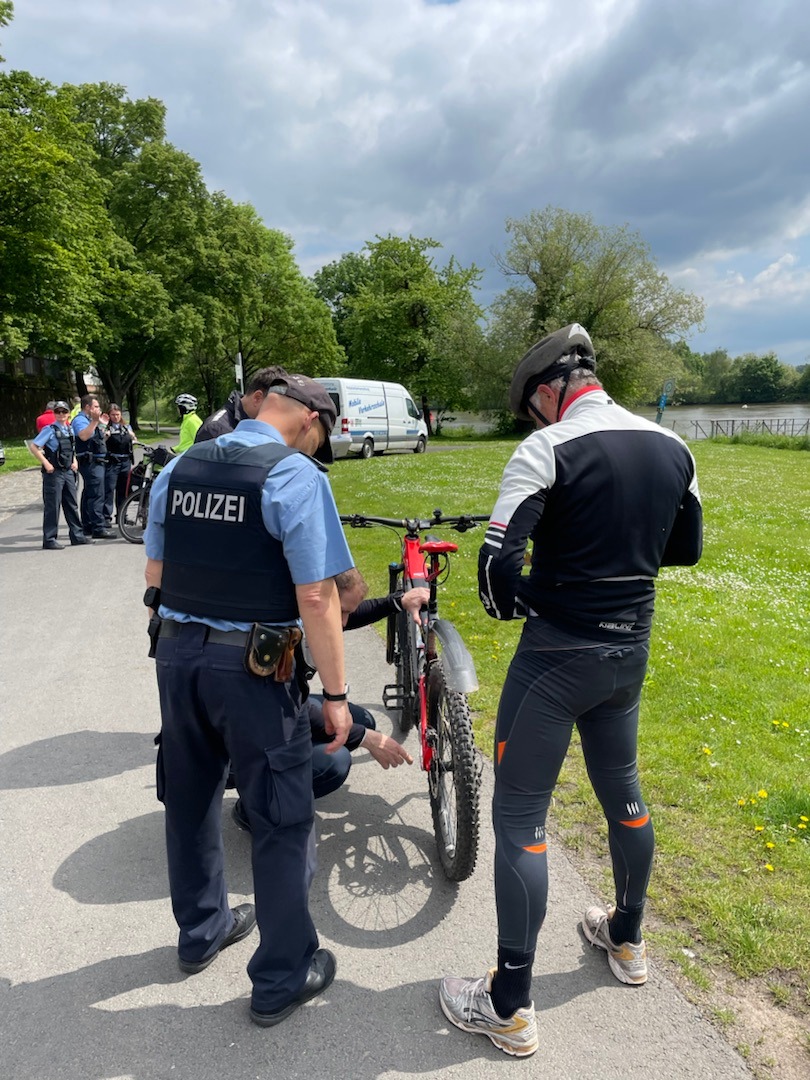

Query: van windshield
left=328, top=393, right=339, bottom=413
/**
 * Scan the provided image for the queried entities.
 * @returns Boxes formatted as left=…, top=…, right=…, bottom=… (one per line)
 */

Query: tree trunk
left=73, top=369, right=89, bottom=398
left=420, top=393, right=433, bottom=436
left=127, top=383, right=140, bottom=431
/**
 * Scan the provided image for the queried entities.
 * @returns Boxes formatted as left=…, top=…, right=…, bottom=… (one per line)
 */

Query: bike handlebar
left=340, top=510, right=489, bottom=534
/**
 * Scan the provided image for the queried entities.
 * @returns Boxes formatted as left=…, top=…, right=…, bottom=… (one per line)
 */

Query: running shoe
left=581, top=905, right=647, bottom=985
left=438, top=969, right=538, bottom=1057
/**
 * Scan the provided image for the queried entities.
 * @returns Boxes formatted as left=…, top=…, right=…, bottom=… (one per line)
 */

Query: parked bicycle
left=117, top=444, right=175, bottom=544
left=341, top=509, right=488, bottom=882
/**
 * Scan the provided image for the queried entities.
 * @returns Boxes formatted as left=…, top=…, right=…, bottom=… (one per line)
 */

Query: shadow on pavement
left=1, top=956, right=508, bottom=1080
left=311, top=787, right=460, bottom=950
left=0, top=731, right=156, bottom=789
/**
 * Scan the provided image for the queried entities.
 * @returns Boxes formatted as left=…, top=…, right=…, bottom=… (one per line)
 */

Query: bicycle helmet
left=508, top=323, right=596, bottom=421
left=175, top=393, right=198, bottom=414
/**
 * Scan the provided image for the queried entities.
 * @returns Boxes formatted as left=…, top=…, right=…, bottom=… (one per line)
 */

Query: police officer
left=72, top=395, right=116, bottom=539
left=102, top=403, right=136, bottom=528
left=28, top=401, right=91, bottom=549
left=195, top=366, right=289, bottom=443
left=144, top=373, right=355, bottom=1026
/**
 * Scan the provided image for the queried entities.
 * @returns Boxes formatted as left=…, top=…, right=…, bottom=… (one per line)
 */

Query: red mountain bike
left=341, top=510, right=488, bottom=881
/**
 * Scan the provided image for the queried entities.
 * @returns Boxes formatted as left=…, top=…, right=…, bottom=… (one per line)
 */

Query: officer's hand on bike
left=361, top=728, right=414, bottom=769
left=322, top=699, right=352, bottom=753
left=401, top=586, right=430, bottom=623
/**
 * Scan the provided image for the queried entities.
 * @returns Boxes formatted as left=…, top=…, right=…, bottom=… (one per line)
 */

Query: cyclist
left=439, top=323, right=703, bottom=1057
left=174, top=394, right=202, bottom=453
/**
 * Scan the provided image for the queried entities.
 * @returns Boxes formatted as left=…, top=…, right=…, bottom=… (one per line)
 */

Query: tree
left=339, top=235, right=483, bottom=426
left=312, top=251, right=373, bottom=352
left=487, top=207, right=705, bottom=405
left=726, top=352, right=786, bottom=403
left=0, top=71, right=113, bottom=364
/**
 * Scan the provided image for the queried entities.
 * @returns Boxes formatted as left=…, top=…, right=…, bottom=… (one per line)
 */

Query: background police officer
left=72, top=394, right=116, bottom=539
left=28, top=401, right=91, bottom=549
left=143, top=373, right=355, bottom=1027
left=102, top=403, right=136, bottom=528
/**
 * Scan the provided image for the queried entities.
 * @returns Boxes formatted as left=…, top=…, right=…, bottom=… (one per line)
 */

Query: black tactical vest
left=43, top=424, right=75, bottom=469
left=161, top=439, right=317, bottom=622
left=76, top=417, right=106, bottom=460
left=106, top=422, right=133, bottom=458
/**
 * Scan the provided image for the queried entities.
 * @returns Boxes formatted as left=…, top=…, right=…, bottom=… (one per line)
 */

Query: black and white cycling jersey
left=478, top=388, right=702, bottom=638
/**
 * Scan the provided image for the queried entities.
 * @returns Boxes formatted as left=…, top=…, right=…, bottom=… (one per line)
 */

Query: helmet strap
left=527, top=398, right=550, bottom=428
left=555, top=367, right=574, bottom=422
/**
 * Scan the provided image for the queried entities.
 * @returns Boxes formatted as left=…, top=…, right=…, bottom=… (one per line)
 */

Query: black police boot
left=43, top=540, right=65, bottom=550
left=178, top=904, right=257, bottom=974
left=92, top=529, right=118, bottom=540
left=250, top=949, right=337, bottom=1027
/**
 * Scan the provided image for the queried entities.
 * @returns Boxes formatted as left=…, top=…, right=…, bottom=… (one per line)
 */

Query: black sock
left=608, top=905, right=643, bottom=945
left=490, top=946, right=534, bottom=1018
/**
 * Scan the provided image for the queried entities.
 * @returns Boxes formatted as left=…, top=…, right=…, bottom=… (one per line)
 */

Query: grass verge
left=329, top=440, right=810, bottom=1012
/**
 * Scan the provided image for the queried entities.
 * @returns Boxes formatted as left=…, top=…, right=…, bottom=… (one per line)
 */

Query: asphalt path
left=0, top=471, right=753, bottom=1080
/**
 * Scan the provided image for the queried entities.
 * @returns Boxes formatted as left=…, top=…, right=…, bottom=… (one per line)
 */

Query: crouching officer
left=28, top=402, right=91, bottom=549
left=143, top=373, right=355, bottom=1027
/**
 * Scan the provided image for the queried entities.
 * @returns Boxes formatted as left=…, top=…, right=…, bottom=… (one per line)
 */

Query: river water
left=446, top=403, right=810, bottom=439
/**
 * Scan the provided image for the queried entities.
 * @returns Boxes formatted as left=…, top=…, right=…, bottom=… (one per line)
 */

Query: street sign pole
left=655, top=378, right=675, bottom=425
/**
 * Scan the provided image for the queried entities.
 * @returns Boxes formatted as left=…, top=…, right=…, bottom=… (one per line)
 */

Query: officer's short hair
left=245, top=366, right=289, bottom=396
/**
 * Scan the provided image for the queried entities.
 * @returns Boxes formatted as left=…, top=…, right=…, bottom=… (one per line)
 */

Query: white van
left=316, top=378, right=428, bottom=459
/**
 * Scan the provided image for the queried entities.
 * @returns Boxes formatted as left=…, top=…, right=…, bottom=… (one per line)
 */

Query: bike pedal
left=383, top=683, right=406, bottom=710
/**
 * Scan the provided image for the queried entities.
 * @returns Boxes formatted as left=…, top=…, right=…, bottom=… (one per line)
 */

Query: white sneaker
left=439, top=969, right=538, bottom=1057
left=582, top=906, right=647, bottom=985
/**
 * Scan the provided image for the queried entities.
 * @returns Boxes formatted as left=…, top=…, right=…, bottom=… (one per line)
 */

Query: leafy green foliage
left=485, top=207, right=705, bottom=407
left=318, top=235, right=484, bottom=422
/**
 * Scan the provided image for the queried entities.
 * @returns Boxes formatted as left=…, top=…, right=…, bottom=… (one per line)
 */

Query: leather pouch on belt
left=244, top=624, right=302, bottom=681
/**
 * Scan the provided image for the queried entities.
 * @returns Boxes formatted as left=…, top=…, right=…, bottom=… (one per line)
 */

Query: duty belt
left=158, top=620, right=249, bottom=647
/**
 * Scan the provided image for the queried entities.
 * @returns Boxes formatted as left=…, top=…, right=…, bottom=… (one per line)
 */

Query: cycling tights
left=493, top=617, right=654, bottom=953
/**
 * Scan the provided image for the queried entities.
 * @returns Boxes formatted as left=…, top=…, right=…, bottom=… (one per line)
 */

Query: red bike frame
left=401, top=534, right=459, bottom=772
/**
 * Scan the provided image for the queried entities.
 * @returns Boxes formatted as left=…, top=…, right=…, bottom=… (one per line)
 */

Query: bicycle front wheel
left=427, top=659, right=481, bottom=881
left=118, top=487, right=150, bottom=544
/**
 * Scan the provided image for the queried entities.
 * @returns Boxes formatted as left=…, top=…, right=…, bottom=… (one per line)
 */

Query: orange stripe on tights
left=619, top=813, right=650, bottom=828
left=523, top=843, right=547, bottom=853
left=497, top=740, right=507, bottom=764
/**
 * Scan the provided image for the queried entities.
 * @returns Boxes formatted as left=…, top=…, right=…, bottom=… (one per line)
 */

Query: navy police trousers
left=155, top=621, right=317, bottom=1011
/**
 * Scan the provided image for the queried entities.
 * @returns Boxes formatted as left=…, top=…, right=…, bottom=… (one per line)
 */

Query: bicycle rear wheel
left=395, top=609, right=419, bottom=733
left=427, top=659, right=481, bottom=881
left=118, top=487, right=150, bottom=544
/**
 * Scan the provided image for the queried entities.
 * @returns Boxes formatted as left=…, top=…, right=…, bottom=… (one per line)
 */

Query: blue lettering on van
left=359, top=400, right=385, bottom=414
left=348, top=397, right=362, bottom=406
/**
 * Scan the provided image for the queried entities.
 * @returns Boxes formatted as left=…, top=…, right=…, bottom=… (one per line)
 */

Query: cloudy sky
left=4, top=0, right=810, bottom=363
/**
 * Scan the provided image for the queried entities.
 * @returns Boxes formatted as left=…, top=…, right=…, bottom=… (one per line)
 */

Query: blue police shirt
left=145, top=419, right=354, bottom=631
left=33, top=421, right=72, bottom=453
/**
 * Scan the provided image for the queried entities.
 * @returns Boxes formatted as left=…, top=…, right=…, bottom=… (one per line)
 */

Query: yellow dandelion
left=764, top=864, right=774, bottom=872
left=749, top=798, right=757, bottom=805
left=772, top=720, right=780, bottom=726
left=737, top=798, right=746, bottom=807
left=702, top=746, right=712, bottom=755
left=789, top=838, right=797, bottom=844
left=758, top=789, right=768, bottom=799
left=755, top=825, right=765, bottom=832
left=765, top=842, right=775, bottom=849
left=799, top=824, right=807, bottom=830
left=801, top=816, right=809, bottom=823
left=781, top=722, right=789, bottom=728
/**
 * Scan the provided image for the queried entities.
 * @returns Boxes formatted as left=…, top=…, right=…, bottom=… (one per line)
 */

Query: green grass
left=328, top=441, right=810, bottom=1001
left=1, top=439, right=38, bottom=472
left=709, top=431, right=810, bottom=451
